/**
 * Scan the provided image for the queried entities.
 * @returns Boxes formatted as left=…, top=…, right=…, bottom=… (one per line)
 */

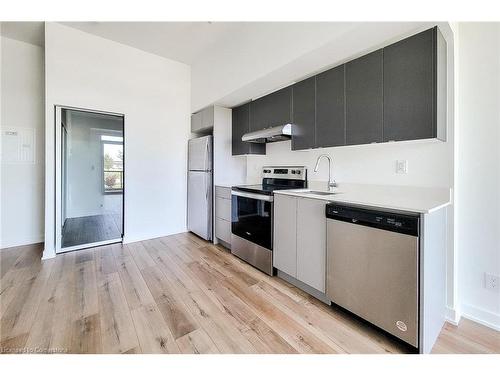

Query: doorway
left=55, top=106, right=124, bottom=253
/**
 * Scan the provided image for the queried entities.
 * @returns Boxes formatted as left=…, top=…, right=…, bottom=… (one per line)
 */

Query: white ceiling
left=0, top=21, right=44, bottom=46
left=61, top=22, right=244, bottom=64
left=1, top=21, right=355, bottom=66
left=0, top=21, right=244, bottom=64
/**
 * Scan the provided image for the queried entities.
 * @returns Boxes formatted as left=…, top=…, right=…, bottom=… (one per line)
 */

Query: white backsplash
left=246, top=138, right=453, bottom=189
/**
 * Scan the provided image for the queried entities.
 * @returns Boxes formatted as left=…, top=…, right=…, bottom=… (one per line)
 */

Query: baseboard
left=277, top=270, right=331, bottom=305
left=0, top=235, right=44, bottom=250
left=216, top=237, right=231, bottom=250
left=461, top=303, right=500, bottom=331
left=445, top=306, right=461, bottom=326
left=122, top=228, right=188, bottom=245
left=20, top=230, right=188, bottom=257
left=41, top=251, right=56, bottom=260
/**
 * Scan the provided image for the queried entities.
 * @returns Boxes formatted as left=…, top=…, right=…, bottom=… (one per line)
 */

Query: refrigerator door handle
left=205, top=173, right=209, bottom=201
left=205, top=138, right=210, bottom=171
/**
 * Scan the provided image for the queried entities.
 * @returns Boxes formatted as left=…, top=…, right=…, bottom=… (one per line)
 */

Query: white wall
left=0, top=36, right=45, bottom=248
left=457, top=23, right=500, bottom=330
left=246, top=139, right=452, bottom=188
left=43, top=22, right=191, bottom=258
left=64, top=111, right=123, bottom=218
left=212, top=106, right=246, bottom=186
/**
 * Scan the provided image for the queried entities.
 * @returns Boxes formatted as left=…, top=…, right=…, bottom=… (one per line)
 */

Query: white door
left=187, top=171, right=211, bottom=240
left=188, top=135, right=212, bottom=171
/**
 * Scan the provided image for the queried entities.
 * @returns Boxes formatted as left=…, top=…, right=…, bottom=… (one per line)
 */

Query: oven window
left=231, top=195, right=273, bottom=250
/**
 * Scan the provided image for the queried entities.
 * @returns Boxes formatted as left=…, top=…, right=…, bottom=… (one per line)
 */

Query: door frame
left=54, top=105, right=125, bottom=253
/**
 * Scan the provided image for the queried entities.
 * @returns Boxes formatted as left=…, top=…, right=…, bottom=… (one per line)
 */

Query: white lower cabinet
left=296, top=197, right=326, bottom=292
left=273, top=194, right=297, bottom=276
left=215, top=217, right=231, bottom=244
left=273, top=194, right=326, bottom=293
left=215, top=186, right=232, bottom=246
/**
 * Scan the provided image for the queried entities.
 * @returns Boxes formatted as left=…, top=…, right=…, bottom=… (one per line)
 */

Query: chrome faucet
left=314, top=154, right=337, bottom=191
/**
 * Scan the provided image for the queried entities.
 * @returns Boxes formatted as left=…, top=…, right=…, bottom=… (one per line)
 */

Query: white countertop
left=274, top=182, right=451, bottom=214
left=215, top=180, right=260, bottom=189
left=215, top=183, right=235, bottom=188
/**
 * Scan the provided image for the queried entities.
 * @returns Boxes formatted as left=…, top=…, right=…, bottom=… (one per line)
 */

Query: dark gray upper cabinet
left=232, top=103, right=266, bottom=156
left=345, top=49, right=384, bottom=145
left=292, top=77, right=316, bottom=151
left=250, top=86, right=293, bottom=131
left=231, top=27, right=445, bottom=152
left=315, top=65, right=346, bottom=148
left=383, top=27, right=436, bottom=141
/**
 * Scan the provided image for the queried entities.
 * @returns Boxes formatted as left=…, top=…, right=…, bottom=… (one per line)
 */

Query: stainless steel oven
left=231, top=166, right=307, bottom=275
left=231, top=191, right=273, bottom=249
left=231, top=191, right=274, bottom=275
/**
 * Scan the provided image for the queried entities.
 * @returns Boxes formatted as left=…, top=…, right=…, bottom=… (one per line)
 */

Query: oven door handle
left=231, top=190, right=274, bottom=202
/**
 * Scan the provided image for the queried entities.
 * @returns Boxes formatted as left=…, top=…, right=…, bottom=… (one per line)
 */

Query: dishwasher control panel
left=326, top=204, right=419, bottom=236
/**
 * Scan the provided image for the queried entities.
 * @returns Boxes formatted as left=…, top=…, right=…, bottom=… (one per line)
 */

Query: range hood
left=241, top=124, right=293, bottom=143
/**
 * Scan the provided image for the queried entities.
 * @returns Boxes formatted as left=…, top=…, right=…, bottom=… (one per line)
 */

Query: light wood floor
left=1, top=233, right=499, bottom=354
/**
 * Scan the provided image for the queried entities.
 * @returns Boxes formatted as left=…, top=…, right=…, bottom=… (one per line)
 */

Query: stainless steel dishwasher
left=326, top=203, right=420, bottom=348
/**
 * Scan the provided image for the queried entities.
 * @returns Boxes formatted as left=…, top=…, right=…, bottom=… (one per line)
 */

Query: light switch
left=396, top=160, right=408, bottom=174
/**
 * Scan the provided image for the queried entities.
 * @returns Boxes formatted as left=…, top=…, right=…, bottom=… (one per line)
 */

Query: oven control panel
left=262, top=166, right=307, bottom=181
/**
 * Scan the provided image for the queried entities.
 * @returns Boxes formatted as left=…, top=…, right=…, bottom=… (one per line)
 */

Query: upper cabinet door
left=345, top=49, right=384, bottom=145
left=250, top=86, right=293, bottom=131
left=191, top=111, right=203, bottom=133
left=292, top=77, right=316, bottom=151
left=191, top=106, right=214, bottom=133
left=316, top=65, right=346, bottom=148
left=201, top=105, right=215, bottom=130
left=383, top=28, right=436, bottom=141
left=232, top=104, right=265, bottom=156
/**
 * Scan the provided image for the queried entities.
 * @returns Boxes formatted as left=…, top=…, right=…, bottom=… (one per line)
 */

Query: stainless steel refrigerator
left=187, top=135, right=213, bottom=240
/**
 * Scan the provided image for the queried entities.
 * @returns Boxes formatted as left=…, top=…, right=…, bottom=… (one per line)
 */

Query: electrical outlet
left=396, top=160, right=408, bottom=174
left=485, top=273, right=499, bottom=292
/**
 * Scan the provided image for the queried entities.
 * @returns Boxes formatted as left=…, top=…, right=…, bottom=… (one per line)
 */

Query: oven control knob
left=291, top=170, right=296, bottom=174
left=296, top=170, right=301, bottom=174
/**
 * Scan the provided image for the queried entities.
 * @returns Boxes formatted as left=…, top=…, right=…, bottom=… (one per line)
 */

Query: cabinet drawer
left=215, top=218, right=231, bottom=244
left=215, top=186, right=231, bottom=199
left=215, top=197, right=231, bottom=221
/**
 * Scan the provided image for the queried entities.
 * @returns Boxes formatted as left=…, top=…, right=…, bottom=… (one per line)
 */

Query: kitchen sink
left=301, top=190, right=338, bottom=196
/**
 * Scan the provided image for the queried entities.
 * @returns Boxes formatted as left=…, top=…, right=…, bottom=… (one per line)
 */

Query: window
left=101, top=135, right=123, bottom=193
